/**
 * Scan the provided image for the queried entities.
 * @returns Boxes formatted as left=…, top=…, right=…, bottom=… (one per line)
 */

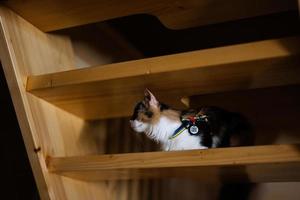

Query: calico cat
left=130, top=89, right=253, bottom=151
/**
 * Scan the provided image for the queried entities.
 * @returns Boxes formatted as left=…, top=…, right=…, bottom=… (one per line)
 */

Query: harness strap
left=168, top=115, right=208, bottom=140
left=168, top=124, right=187, bottom=140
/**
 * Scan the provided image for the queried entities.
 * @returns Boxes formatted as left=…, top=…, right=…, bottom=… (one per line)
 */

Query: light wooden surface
left=48, top=144, right=300, bottom=182
left=27, top=37, right=300, bottom=119
left=3, top=0, right=296, bottom=31
left=69, top=23, right=143, bottom=69
left=0, top=6, right=111, bottom=200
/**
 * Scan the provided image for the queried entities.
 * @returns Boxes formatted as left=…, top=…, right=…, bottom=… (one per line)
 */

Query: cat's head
left=130, top=89, right=168, bottom=133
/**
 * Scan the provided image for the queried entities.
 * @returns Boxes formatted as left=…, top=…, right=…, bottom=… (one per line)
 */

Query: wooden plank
left=0, top=6, right=112, bottom=200
left=0, top=6, right=72, bottom=200
left=27, top=37, right=300, bottom=119
left=47, top=144, right=300, bottom=182
left=69, top=23, right=143, bottom=68
left=3, top=0, right=297, bottom=31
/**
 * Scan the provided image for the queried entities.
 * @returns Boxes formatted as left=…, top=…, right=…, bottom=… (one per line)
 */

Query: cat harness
left=168, top=115, right=209, bottom=140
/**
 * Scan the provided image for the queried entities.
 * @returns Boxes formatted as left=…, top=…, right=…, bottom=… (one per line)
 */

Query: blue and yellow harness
left=169, top=115, right=209, bottom=140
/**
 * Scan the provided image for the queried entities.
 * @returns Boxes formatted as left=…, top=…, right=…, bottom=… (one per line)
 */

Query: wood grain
left=1, top=3, right=300, bottom=200
left=0, top=6, right=110, bottom=200
left=3, top=0, right=297, bottom=31
left=48, top=144, right=300, bottom=182
left=27, top=37, right=300, bottom=119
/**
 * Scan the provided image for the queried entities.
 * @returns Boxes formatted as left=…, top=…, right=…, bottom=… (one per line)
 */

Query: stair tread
left=27, top=37, right=300, bottom=120
left=48, top=144, right=300, bottom=182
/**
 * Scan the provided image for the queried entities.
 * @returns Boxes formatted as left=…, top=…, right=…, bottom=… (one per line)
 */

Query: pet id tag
left=188, top=125, right=199, bottom=135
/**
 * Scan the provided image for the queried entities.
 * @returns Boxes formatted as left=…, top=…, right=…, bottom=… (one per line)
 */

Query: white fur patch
left=130, top=120, right=149, bottom=133
left=132, top=116, right=208, bottom=151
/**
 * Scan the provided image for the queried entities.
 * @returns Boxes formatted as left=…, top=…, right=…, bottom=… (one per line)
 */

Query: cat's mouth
left=129, top=120, right=143, bottom=129
left=131, top=124, right=143, bottom=129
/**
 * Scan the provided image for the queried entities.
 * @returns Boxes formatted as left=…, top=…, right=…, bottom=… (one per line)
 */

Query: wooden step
left=47, top=144, right=300, bottom=182
left=27, top=37, right=300, bottom=120
left=4, top=0, right=297, bottom=31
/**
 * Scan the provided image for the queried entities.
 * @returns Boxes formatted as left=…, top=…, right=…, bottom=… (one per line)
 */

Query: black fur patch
left=182, top=106, right=253, bottom=148
left=131, top=102, right=169, bottom=120
left=160, top=103, right=169, bottom=111
left=145, top=111, right=153, bottom=118
left=131, top=102, right=145, bottom=120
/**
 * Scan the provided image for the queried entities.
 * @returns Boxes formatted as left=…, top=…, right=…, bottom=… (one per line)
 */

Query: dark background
left=0, top=65, right=39, bottom=200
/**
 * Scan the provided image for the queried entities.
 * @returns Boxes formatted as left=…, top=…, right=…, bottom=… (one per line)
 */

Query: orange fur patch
left=161, top=109, right=181, bottom=122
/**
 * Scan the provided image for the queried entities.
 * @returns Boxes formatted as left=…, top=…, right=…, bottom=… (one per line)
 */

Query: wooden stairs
left=0, top=1, right=300, bottom=200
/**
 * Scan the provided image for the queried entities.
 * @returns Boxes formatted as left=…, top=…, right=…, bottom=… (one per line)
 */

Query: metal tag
left=188, top=125, right=199, bottom=135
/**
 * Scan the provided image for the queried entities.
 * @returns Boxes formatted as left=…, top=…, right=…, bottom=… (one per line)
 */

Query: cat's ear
left=144, top=89, right=159, bottom=108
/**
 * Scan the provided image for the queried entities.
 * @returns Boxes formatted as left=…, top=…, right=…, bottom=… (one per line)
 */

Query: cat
left=130, top=89, right=253, bottom=151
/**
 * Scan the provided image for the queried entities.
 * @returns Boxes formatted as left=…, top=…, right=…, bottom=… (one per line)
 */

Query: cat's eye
left=144, top=111, right=153, bottom=118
